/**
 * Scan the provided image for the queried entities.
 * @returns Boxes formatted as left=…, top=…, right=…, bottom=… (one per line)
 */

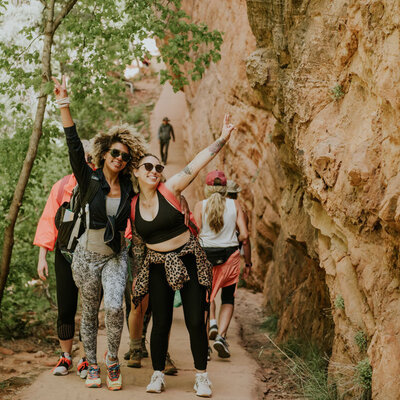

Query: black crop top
left=135, top=191, right=188, bottom=244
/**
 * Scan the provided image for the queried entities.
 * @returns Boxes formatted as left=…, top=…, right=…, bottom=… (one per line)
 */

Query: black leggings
left=55, top=248, right=79, bottom=340
left=221, top=283, right=236, bottom=305
left=149, top=253, right=208, bottom=371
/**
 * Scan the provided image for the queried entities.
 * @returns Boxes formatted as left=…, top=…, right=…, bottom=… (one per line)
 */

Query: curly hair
left=204, top=185, right=227, bottom=234
left=92, top=124, right=147, bottom=176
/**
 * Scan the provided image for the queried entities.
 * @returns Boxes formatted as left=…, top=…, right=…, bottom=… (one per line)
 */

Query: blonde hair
left=92, top=124, right=147, bottom=177
left=204, top=185, right=227, bottom=234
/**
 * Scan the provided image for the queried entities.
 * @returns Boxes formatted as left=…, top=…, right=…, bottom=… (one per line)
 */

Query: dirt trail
left=15, top=82, right=260, bottom=400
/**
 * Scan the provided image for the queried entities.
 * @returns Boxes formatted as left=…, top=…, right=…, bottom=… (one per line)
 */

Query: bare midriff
left=146, top=230, right=190, bottom=252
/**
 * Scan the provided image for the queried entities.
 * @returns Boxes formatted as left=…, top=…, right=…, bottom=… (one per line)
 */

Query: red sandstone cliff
left=180, top=1, right=400, bottom=398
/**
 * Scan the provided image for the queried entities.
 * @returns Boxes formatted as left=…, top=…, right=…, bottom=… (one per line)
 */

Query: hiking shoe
left=164, top=352, right=178, bottom=375
left=208, top=324, right=218, bottom=341
left=77, top=357, right=89, bottom=379
left=146, top=370, right=165, bottom=393
left=123, top=349, right=131, bottom=360
left=127, top=348, right=142, bottom=368
left=52, top=353, right=72, bottom=376
left=213, top=334, right=230, bottom=358
left=85, top=364, right=101, bottom=388
left=194, top=372, right=212, bottom=398
left=141, top=336, right=149, bottom=358
left=107, top=362, right=122, bottom=391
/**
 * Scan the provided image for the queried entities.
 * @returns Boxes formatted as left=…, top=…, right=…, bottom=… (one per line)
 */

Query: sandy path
left=16, top=83, right=260, bottom=400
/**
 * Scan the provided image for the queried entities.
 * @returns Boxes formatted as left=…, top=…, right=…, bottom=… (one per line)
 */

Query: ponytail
left=204, top=186, right=227, bottom=233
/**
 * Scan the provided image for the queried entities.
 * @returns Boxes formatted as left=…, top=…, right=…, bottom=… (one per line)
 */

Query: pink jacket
left=33, top=174, right=76, bottom=251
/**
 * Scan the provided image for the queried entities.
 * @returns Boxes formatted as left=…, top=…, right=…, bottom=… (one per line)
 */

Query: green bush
left=334, top=295, right=345, bottom=310
left=260, top=315, right=278, bottom=334
left=355, top=331, right=368, bottom=353
left=355, top=358, right=372, bottom=390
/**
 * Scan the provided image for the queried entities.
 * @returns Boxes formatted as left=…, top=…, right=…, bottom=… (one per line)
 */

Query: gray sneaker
left=213, top=334, right=230, bottom=358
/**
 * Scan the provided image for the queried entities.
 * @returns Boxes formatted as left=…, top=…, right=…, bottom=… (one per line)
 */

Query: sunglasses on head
left=138, top=162, right=164, bottom=174
left=109, top=148, right=131, bottom=162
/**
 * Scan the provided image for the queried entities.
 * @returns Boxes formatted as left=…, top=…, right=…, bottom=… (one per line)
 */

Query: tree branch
left=53, top=0, right=79, bottom=32
left=39, top=0, right=47, bottom=7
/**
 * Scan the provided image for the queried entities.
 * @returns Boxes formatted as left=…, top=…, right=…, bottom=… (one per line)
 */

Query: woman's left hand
left=221, top=113, right=236, bottom=142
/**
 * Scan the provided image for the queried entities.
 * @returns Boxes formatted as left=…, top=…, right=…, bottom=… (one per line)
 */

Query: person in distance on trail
left=194, top=175, right=250, bottom=359
left=34, top=143, right=94, bottom=379
left=158, top=116, right=175, bottom=165
left=52, top=75, right=146, bottom=391
left=130, top=114, right=236, bottom=398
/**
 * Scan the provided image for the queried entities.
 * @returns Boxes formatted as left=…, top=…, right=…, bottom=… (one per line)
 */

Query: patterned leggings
left=71, top=243, right=128, bottom=364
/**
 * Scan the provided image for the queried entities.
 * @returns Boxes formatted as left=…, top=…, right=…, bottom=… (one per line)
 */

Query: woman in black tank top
left=131, top=114, right=236, bottom=397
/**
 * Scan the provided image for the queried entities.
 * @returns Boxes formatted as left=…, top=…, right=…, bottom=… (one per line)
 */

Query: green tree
left=0, top=0, right=222, bottom=309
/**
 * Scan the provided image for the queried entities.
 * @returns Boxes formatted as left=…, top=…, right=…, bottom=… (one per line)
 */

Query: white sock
left=210, top=319, right=217, bottom=327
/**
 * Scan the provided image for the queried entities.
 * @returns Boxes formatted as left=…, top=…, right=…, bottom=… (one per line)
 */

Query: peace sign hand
left=51, top=75, right=68, bottom=100
left=221, top=113, right=236, bottom=142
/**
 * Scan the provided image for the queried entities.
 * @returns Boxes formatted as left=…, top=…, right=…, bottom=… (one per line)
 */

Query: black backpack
left=55, top=175, right=100, bottom=262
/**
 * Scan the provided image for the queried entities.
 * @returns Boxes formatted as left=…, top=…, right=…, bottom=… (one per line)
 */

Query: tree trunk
left=0, top=2, right=55, bottom=310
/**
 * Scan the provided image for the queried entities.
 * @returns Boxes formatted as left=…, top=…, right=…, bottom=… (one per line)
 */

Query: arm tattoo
left=208, top=138, right=226, bottom=156
left=182, top=165, right=193, bottom=175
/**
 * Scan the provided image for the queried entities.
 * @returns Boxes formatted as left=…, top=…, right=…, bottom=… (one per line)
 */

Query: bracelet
left=245, top=263, right=252, bottom=268
left=55, top=97, right=70, bottom=109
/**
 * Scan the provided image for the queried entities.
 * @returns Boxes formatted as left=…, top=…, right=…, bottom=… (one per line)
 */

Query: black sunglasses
left=138, top=162, right=164, bottom=173
left=109, top=148, right=131, bottom=162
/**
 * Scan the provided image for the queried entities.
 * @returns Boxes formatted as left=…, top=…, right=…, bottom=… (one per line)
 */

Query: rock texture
left=180, top=0, right=400, bottom=398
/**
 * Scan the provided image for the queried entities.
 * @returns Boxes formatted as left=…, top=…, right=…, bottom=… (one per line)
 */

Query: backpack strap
left=56, top=174, right=71, bottom=205
left=157, top=183, right=199, bottom=236
left=80, top=175, right=101, bottom=210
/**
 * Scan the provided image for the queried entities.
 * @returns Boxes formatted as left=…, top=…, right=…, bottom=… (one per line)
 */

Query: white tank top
left=199, top=198, right=239, bottom=248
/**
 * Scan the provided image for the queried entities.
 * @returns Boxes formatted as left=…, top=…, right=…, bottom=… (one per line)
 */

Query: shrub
left=334, top=295, right=345, bottom=310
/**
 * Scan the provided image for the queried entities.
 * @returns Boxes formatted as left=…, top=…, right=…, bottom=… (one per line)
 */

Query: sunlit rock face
left=180, top=0, right=400, bottom=397
left=180, top=0, right=334, bottom=357
left=244, top=0, right=400, bottom=398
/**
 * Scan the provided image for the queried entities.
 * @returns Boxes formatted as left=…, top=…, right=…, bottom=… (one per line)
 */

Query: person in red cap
left=130, top=114, right=236, bottom=397
left=194, top=171, right=249, bottom=359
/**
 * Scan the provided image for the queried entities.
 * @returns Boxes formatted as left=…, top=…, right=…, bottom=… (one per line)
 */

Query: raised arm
left=52, top=76, right=92, bottom=188
left=166, top=114, right=235, bottom=196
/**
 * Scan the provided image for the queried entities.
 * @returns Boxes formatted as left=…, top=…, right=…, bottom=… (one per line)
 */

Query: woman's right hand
left=51, top=75, right=68, bottom=100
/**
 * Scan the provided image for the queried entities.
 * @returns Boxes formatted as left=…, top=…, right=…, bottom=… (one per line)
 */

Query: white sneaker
left=146, top=370, right=165, bottom=393
left=194, top=372, right=212, bottom=398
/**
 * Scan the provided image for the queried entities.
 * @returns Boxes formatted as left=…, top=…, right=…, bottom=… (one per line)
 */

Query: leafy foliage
left=0, top=0, right=223, bottom=320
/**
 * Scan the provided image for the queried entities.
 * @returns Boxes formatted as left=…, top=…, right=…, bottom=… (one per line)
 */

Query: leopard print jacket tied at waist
left=132, top=233, right=212, bottom=306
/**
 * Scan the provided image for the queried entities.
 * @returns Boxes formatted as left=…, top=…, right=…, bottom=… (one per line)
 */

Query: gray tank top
left=106, top=197, right=120, bottom=216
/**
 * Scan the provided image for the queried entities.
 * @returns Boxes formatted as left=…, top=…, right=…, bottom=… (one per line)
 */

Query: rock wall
left=181, top=0, right=400, bottom=398
left=180, top=0, right=334, bottom=353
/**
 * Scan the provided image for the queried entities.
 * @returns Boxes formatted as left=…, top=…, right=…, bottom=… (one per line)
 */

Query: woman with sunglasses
left=52, top=76, right=146, bottom=391
left=130, top=114, right=236, bottom=398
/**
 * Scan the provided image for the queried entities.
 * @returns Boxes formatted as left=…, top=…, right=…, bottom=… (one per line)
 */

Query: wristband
left=55, top=97, right=70, bottom=109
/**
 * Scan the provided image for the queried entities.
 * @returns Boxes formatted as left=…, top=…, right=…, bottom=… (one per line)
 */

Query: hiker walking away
left=52, top=75, right=146, bottom=391
left=34, top=142, right=94, bottom=378
left=131, top=114, right=236, bottom=397
left=207, top=179, right=252, bottom=346
left=194, top=172, right=249, bottom=359
left=158, top=117, right=175, bottom=164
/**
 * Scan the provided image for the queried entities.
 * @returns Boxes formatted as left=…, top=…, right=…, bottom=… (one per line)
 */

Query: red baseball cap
left=205, top=170, right=227, bottom=186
